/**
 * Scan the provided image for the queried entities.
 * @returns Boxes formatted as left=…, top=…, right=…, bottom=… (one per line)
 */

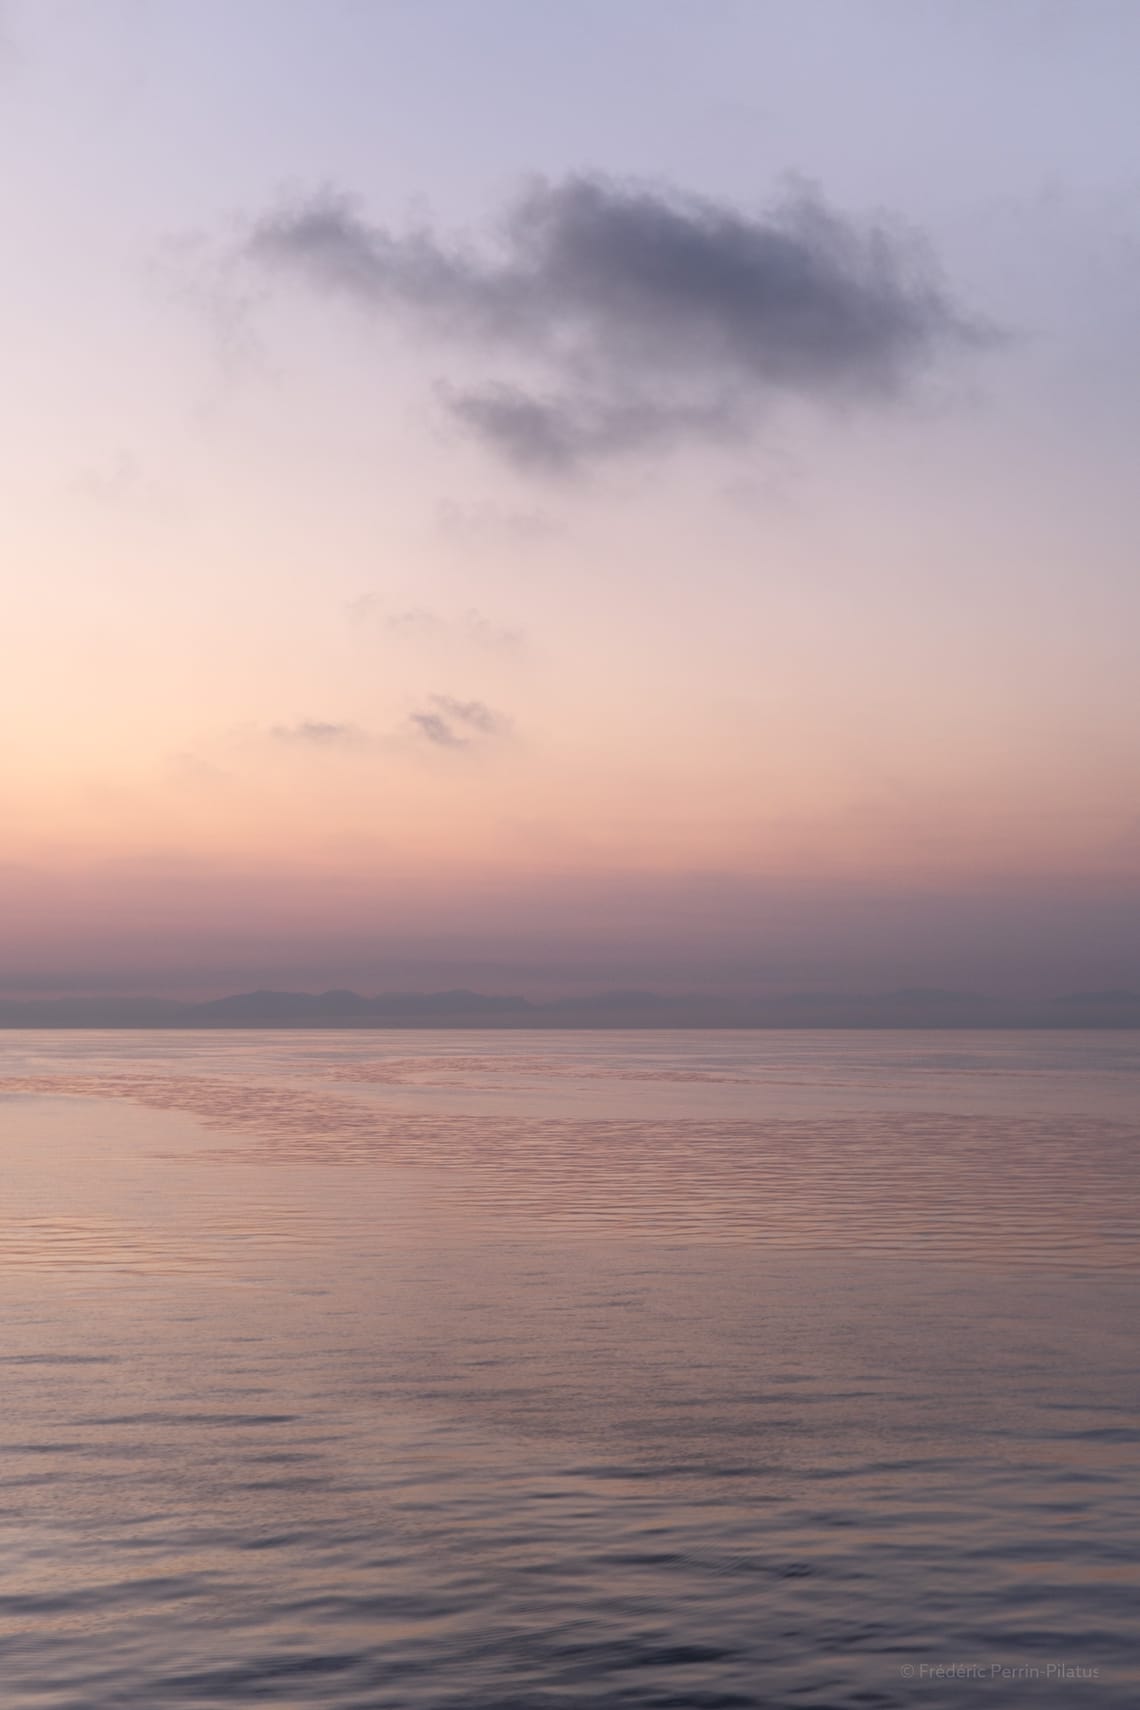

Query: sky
left=3, top=0, right=1140, bottom=999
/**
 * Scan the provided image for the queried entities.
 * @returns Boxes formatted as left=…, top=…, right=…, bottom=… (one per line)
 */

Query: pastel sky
left=4, top=0, right=1140, bottom=998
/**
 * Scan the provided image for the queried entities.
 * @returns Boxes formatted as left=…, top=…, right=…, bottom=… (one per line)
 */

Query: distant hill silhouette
left=1, top=986, right=1138, bottom=1028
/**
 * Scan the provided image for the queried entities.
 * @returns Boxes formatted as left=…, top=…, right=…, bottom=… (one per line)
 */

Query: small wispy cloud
left=409, top=709, right=464, bottom=748
left=393, top=606, right=523, bottom=649
left=69, top=450, right=172, bottom=517
left=270, top=720, right=367, bottom=748
left=349, top=599, right=523, bottom=651
left=407, top=695, right=508, bottom=749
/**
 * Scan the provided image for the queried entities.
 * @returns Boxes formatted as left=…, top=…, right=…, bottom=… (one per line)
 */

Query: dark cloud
left=250, top=173, right=981, bottom=473
left=445, top=384, right=742, bottom=474
left=271, top=720, right=364, bottom=747
left=408, top=695, right=507, bottom=748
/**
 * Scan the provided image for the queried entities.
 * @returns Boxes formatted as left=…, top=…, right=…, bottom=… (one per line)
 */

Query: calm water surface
left=0, top=1030, right=1137, bottom=1707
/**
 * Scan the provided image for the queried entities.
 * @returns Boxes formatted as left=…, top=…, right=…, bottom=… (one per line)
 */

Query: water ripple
left=0, top=1032, right=1137, bottom=1708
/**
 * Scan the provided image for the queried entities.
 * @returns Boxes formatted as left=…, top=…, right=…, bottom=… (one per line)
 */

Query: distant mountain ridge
left=1, top=986, right=1139, bottom=1028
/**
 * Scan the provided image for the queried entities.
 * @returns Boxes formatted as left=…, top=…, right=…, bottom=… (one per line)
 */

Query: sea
left=0, top=1029, right=1137, bottom=1708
